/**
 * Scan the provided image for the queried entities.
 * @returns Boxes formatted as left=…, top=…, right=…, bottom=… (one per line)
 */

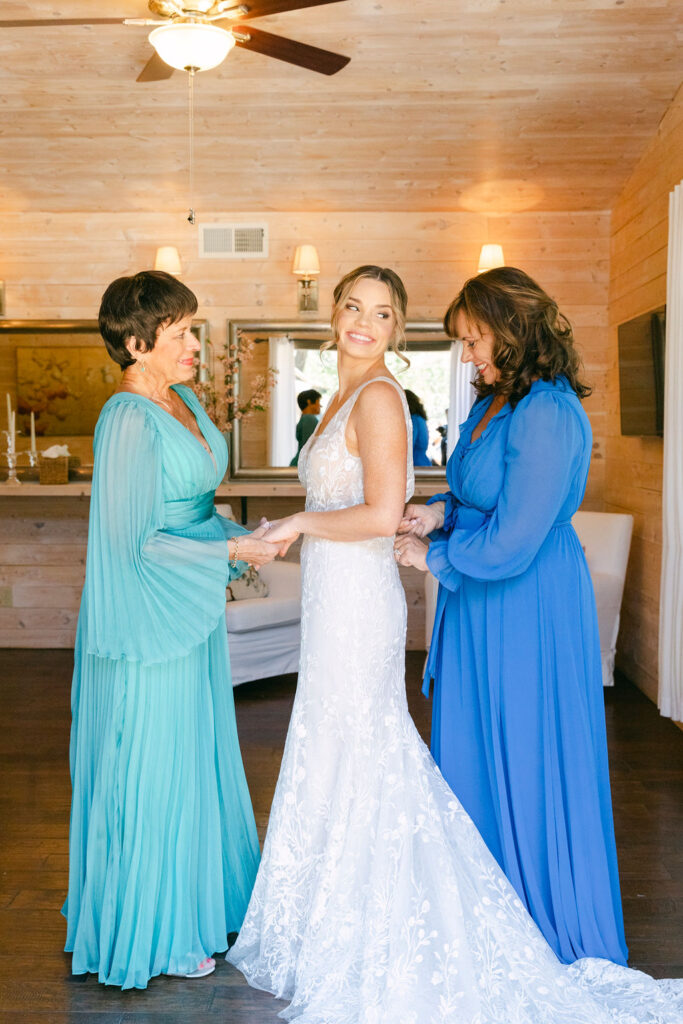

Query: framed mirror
left=226, top=319, right=474, bottom=480
left=0, top=319, right=208, bottom=471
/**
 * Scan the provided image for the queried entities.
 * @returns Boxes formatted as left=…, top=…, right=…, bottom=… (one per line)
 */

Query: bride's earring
left=138, top=359, right=147, bottom=374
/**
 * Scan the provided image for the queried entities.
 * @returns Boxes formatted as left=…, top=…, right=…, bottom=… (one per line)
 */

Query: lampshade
left=154, top=246, right=182, bottom=276
left=149, top=23, right=235, bottom=73
left=477, top=243, right=505, bottom=274
left=292, top=244, right=320, bottom=278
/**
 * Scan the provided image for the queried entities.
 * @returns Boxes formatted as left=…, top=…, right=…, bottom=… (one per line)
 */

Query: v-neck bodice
left=99, top=385, right=227, bottom=504
left=298, top=376, right=414, bottom=512
left=448, top=377, right=587, bottom=518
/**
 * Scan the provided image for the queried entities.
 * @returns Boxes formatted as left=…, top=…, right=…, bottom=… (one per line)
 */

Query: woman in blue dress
left=63, top=271, right=277, bottom=988
left=394, top=266, right=628, bottom=967
left=405, top=389, right=432, bottom=466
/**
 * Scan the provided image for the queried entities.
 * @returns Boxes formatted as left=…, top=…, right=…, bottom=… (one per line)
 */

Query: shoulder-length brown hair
left=443, top=266, right=591, bottom=407
left=323, top=265, right=409, bottom=364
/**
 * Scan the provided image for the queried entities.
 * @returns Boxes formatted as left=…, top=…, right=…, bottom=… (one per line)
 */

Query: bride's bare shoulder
left=357, top=375, right=404, bottom=403
left=353, top=378, right=407, bottom=436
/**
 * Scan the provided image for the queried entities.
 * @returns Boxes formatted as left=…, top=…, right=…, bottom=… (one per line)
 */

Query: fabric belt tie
left=163, top=490, right=215, bottom=529
left=423, top=508, right=572, bottom=695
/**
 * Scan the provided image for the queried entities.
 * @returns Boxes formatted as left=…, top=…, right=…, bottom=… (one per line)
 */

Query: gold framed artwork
left=0, top=320, right=208, bottom=456
left=16, top=344, right=119, bottom=436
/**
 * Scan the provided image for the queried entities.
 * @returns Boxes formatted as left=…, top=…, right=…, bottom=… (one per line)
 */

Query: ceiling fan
left=0, top=0, right=351, bottom=80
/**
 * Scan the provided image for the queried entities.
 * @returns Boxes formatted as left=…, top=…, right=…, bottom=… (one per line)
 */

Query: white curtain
left=446, top=340, right=477, bottom=457
left=267, top=336, right=297, bottom=467
left=658, top=181, right=683, bottom=721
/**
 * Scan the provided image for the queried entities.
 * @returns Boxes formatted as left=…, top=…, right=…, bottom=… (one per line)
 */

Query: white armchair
left=226, top=560, right=302, bottom=686
left=424, top=511, right=633, bottom=687
left=572, top=511, right=633, bottom=686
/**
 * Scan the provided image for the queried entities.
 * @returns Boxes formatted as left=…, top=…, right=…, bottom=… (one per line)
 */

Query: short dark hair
left=444, top=266, right=591, bottom=408
left=98, top=270, right=198, bottom=369
left=297, top=389, right=321, bottom=411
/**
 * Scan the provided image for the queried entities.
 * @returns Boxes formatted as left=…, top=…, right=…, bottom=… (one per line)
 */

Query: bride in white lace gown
left=227, top=267, right=683, bottom=1024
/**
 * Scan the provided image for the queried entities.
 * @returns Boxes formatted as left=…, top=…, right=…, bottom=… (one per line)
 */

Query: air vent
left=198, top=222, right=268, bottom=259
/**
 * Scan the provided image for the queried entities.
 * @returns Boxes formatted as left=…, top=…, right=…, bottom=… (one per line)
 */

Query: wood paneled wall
left=0, top=208, right=609, bottom=651
left=606, top=82, right=683, bottom=702
left=0, top=209, right=610, bottom=503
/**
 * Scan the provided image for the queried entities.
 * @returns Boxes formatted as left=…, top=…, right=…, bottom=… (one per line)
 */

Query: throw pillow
left=226, top=565, right=269, bottom=602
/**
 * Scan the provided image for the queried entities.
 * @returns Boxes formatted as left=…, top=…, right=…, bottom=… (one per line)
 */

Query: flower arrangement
left=192, top=331, right=277, bottom=432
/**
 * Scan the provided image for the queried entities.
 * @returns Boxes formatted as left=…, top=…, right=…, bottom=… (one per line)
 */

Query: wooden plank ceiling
left=0, top=0, right=682, bottom=213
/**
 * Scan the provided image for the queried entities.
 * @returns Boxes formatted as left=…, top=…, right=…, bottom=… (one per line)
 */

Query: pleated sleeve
left=427, top=391, right=584, bottom=584
left=82, top=399, right=241, bottom=664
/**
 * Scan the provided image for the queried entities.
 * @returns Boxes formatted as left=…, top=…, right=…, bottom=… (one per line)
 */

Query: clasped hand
left=237, top=519, right=280, bottom=570
left=237, top=514, right=301, bottom=570
left=260, top=515, right=301, bottom=557
left=393, top=501, right=444, bottom=571
left=396, top=501, right=445, bottom=538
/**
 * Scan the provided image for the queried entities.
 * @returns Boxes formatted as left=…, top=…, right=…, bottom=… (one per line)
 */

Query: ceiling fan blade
left=137, top=52, right=176, bottom=83
left=0, top=18, right=126, bottom=27
left=230, top=25, right=349, bottom=75
left=224, top=0, right=348, bottom=21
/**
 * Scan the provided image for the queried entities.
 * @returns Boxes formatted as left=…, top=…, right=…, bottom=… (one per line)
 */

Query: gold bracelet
left=230, top=537, right=240, bottom=569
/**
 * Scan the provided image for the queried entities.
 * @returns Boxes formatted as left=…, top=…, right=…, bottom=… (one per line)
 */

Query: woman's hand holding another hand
left=397, top=501, right=445, bottom=538
left=233, top=519, right=279, bottom=570
left=393, top=533, right=429, bottom=572
left=262, top=515, right=301, bottom=557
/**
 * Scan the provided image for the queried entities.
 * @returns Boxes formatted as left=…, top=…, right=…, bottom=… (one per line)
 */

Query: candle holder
left=2, top=432, right=21, bottom=485
left=1, top=434, right=39, bottom=484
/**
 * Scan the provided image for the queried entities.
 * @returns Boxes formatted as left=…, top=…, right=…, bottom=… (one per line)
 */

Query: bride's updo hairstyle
left=324, top=265, right=409, bottom=364
left=444, top=266, right=591, bottom=408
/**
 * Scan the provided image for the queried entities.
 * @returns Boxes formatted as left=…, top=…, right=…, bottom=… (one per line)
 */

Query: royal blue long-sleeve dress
left=63, top=385, right=260, bottom=989
left=411, top=413, right=431, bottom=466
left=424, top=376, right=628, bottom=966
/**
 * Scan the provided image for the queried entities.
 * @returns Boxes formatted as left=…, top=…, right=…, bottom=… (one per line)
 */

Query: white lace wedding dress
left=228, top=377, right=683, bottom=1024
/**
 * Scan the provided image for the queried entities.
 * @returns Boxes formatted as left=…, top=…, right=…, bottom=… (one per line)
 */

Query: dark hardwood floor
left=0, top=649, right=681, bottom=1022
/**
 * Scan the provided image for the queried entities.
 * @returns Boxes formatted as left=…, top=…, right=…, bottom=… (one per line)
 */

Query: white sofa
left=226, top=560, right=302, bottom=686
left=424, top=511, right=633, bottom=687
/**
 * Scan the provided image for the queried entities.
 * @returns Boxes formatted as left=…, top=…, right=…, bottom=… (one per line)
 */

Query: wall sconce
left=292, top=244, right=320, bottom=313
left=154, top=246, right=183, bottom=276
left=477, top=243, right=505, bottom=274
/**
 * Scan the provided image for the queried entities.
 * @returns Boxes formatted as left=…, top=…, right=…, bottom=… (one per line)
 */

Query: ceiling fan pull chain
left=188, top=68, right=196, bottom=225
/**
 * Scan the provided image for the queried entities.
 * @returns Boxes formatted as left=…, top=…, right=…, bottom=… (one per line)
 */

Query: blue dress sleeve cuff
left=427, top=491, right=459, bottom=536
left=426, top=540, right=463, bottom=593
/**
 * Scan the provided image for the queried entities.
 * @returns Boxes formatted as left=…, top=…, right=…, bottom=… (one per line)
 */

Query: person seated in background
left=405, top=389, right=432, bottom=466
left=290, top=388, right=322, bottom=466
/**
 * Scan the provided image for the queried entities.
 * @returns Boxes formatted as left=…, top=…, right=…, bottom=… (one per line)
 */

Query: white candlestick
left=30, top=411, right=36, bottom=454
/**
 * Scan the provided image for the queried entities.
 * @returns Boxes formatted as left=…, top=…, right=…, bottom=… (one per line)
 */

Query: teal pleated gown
left=63, top=385, right=260, bottom=989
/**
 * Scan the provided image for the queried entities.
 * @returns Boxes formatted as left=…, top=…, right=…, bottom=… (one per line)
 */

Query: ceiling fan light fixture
left=149, top=22, right=235, bottom=72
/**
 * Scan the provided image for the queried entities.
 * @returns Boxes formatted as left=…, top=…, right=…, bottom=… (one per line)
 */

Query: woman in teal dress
left=395, top=267, right=628, bottom=967
left=64, top=271, right=277, bottom=989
